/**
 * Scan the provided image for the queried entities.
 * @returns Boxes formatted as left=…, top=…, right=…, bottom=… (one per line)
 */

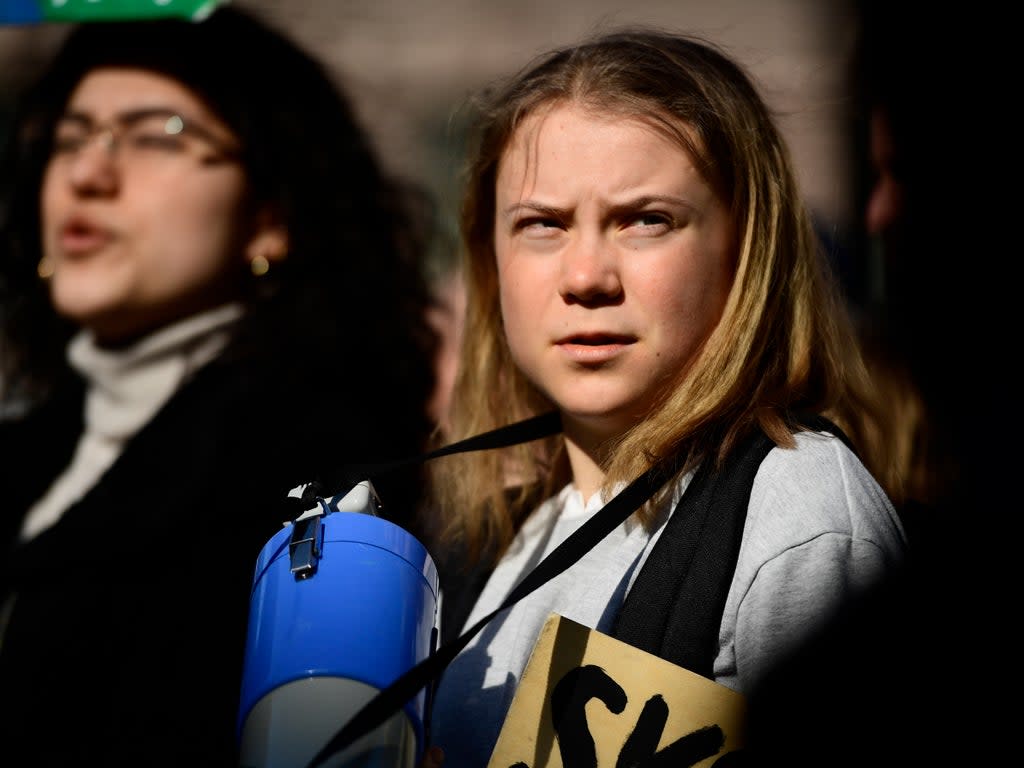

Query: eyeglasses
left=48, top=108, right=241, bottom=168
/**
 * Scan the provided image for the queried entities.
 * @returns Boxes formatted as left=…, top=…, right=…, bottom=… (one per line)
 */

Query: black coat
left=0, top=355, right=424, bottom=766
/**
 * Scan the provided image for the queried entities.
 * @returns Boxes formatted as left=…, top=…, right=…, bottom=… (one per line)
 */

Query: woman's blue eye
left=635, top=213, right=671, bottom=227
left=518, top=217, right=561, bottom=231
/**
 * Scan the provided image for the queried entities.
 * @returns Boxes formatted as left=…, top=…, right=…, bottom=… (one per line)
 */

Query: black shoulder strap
left=611, top=414, right=848, bottom=678
left=611, top=427, right=775, bottom=677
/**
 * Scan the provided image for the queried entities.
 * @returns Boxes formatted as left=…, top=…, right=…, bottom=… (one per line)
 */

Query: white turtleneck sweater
left=18, top=303, right=245, bottom=542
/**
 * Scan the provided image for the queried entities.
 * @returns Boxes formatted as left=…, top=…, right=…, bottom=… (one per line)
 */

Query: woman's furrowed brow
left=501, top=201, right=566, bottom=219
left=501, top=194, right=695, bottom=220
left=604, top=194, right=697, bottom=216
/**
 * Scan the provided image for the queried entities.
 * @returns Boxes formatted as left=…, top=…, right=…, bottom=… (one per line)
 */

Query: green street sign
left=1, top=0, right=227, bottom=24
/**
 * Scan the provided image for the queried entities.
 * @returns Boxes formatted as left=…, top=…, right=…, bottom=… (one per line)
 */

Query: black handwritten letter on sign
left=487, top=614, right=747, bottom=768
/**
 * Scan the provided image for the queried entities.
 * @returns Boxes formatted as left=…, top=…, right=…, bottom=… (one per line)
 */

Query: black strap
left=281, top=411, right=563, bottom=515
left=612, top=415, right=850, bottom=678
left=303, top=422, right=675, bottom=768
left=326, top=410, right=563, bottom=510
left=611, top=428, right=775, bottom=677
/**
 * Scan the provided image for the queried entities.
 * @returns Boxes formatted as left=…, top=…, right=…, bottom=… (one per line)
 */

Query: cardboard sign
left=488, top=614, right=746, bottom=768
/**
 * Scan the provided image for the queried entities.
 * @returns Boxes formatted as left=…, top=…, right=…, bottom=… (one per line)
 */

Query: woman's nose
left=558, top=232, right=622, bottom=304
left=66, top=133, right=120, bottom=195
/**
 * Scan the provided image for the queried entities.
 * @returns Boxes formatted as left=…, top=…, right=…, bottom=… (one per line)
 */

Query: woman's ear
left=245, top=211, right=289, bottom=277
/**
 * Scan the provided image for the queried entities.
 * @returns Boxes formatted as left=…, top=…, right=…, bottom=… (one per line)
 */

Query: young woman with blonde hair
left=425, top=28, right=907, bottom=766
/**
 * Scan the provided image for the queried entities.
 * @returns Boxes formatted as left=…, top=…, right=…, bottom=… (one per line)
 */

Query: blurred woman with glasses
left=0, top=5, right=439, bottom=764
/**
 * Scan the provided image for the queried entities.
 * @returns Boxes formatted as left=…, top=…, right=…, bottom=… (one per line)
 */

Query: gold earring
left=250, top=254, right=270, bottom=277
left=37, top=256, right=55, bottom=280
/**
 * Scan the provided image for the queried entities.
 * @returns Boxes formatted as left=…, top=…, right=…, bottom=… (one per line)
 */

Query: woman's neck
left=562, top=430, right=611, bottom=504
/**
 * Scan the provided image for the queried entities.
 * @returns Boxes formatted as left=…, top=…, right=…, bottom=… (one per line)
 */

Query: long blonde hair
left=432, top=28, right=899, bottom=565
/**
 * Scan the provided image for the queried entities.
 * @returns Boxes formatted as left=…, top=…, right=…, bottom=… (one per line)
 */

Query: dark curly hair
left=0, top=5, right=441, bottom=523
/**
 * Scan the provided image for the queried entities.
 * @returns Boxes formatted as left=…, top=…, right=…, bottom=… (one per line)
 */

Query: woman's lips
left=555, top=333, right=635, bottom=363
left=59, top=218, right=112, bottom=255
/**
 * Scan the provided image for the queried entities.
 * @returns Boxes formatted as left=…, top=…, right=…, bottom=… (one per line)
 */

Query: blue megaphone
left=237, top=480, right=439, bottom=768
